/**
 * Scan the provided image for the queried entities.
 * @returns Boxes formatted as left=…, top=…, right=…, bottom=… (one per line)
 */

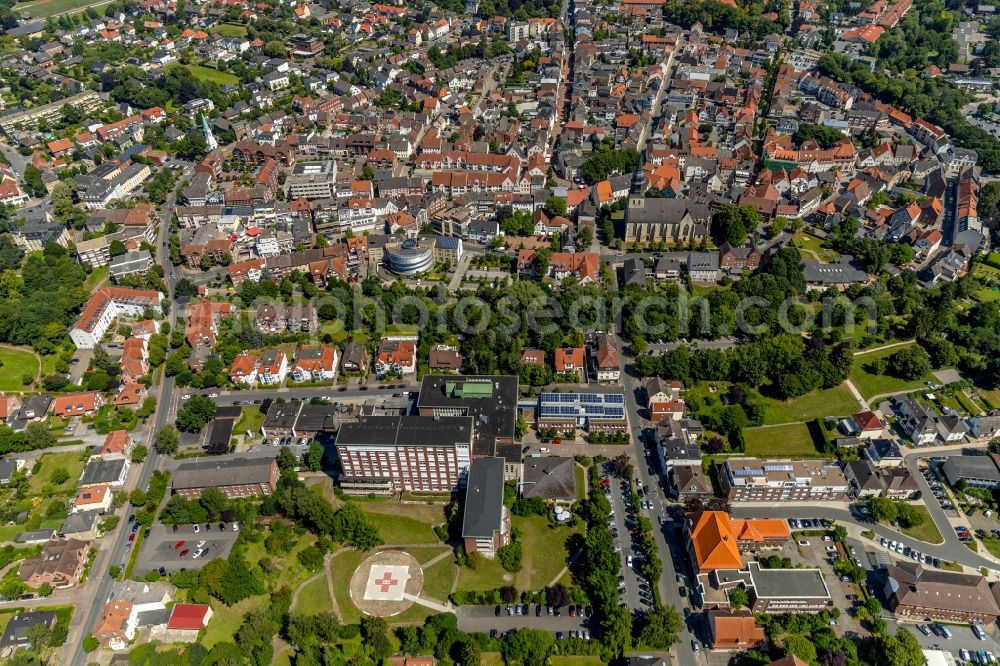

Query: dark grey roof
left=263, top=401, right=303, bottom=430
left=522, top=457, right=577, bottom=501
left=802, top=255, right=868, bottom=284
left=462, top=457, right=506, bottom=538
left=205, top=418, right=235, bottom=455
left=79, top=458, right=127, bottom=486
left=60, top=510, right=101, bottom=536
left=336, top=415, right=474, bottom=449
left=135, top=608, right=171, bottom=627
left=0, top=612, right=55, bottom=648
left=14, top=529, right=55, bottom=544
left=294, top=404, right=339, bottom=432
left=747, top=562, right=830, bottom=599
left=172, top=456, right=276, bottom=490
left=416, top=375, right=518, bottom=457
left=0, top=459, right=17, bottom=482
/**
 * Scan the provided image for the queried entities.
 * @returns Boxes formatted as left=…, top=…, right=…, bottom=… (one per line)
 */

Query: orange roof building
left=687, top=511, right=743, bottom=572
left=554, top=347, right=585, bottom=374
left=708, top=609, right=766, bottom=650
left=685, top=511, right=791, bottom=573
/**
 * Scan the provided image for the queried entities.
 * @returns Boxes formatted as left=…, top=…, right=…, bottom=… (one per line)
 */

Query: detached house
left=375, top=337, right=417, bottom=377
left=291, top=346, right=339, bottom=382
left=18, top=538, right=91, bottom=589
left=591, top=333, right=620, bottom=382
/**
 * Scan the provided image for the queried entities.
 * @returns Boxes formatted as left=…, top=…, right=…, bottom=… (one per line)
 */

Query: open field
left=550, top=658, right=606, bottom=666
left=0, top=347, right=39, bottom=391
left=358, top=501, right=446, bottom=545
left=792, top=231, right=840, bottom=262
left=15, top=0, right=108, bottom=17
left=185, top=64, right=240, bottom=86
left=421, top=557, right=457, bottom=602
left=456, top=515, right=578, bottom=592
left=896, top=506, right=942, bottom=544
left=29, top=451, right=85, bottom=495
left=744, top=422, right=823, bottom=458
left=851, top=344, right=933, bottom=399
left=329, top=549, right=366, bottom=624
left=758, top=384, right=859, bottom=424
left=234, top=407, right=266, bottom=438
left=294, top=574, right=333, bottom=615
left=210, top=23, right=247, bottom=37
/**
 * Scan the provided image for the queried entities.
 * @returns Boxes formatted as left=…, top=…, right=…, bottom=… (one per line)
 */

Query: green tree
left=131, top=444, right=148, bottom=463
left=502, top=628, right=555, bottom=666
left=637, top=605, right=682, bottom=648
left=22, top=165, right=46, bottom=198
left=877, top=628, right=924, bottom=666
left=728, top=586, right=749, bottom=610
left=361, top=616, right=392, bottom=661
left=886, top=345, right=932, bottom=380
left=784, top=634, right=818, bottom=663
left=108, top=239, right=127, bottom=257
left=176, top=395, right=216, bottom=432
left=155, top=424, right=180, bottom=454
left=544, top=196, right=567, bottom=218
left=307, top=440, right=324, bottom=471
left=199, top=487, right=229, bottom=521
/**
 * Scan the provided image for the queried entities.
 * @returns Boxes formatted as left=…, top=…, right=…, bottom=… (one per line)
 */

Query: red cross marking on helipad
left=374, top=572, right=399, bottom=593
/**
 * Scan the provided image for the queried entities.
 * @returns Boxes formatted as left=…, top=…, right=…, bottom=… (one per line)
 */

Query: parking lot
left=133, top=523, right=240, bottom=575
left=456, top=604, right=594, bottom=639
left=604, top=470, right=656, bottom=613
left=892, top=617, right=1000, bottom=664
left=921, top=462, right=957, bottom=513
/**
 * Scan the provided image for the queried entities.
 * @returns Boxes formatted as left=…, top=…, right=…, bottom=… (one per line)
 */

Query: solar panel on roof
left=606, top=394, right=624, bottom=403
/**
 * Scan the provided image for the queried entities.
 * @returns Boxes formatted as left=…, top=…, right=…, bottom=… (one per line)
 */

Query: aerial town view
left=2, top=0, right=1000, bottom=664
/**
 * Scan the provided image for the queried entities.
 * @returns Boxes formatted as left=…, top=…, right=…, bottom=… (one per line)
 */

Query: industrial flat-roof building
left=416, top=376, right=517, bottom=457
left=537, top=392, right=628, bottom=432
left=335, top=415, right=474, bottom=494
left=707, top=562, right=832, bottom=613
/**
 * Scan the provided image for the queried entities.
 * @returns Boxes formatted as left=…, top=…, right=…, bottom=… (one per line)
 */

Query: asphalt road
left=730, top=504, right=998, bottom=571
left=67, top=174, right=186, bottom=666
left=612, top=326, right=698, bottom=666
left=607, top=473, right=654, bottom=612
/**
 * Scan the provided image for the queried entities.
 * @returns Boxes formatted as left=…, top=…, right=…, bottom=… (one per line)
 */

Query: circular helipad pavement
left=348, top=549, right=424, bottom=617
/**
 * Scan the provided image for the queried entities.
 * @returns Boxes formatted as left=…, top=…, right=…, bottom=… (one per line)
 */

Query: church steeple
left=201, top=113, right=218, bottom=151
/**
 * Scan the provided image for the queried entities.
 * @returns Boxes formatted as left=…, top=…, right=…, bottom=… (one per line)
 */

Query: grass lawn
left=320, top=320, right=351, bottom=343
left=420, top=557, right=456, bottom=602
left=758, top=384, right=859, bottom=424
left=482, top=653, right=503, bottom=666
left=954, top=391, right=982, bottom=416
left=404, top=545, right=452, bottom=565
left=358, top=501, right=445, bottom=545
left=294, top=574, right=333, bottom=615
left=28, top=451, right=85, bottom=495
left=273, top=650, right=293, bottom=666
left=329, top=549, right=366, bottom=624
left=83, top=266, right=109, bottom=291
left=202, top=596, right=261, bottom=648
left=210, top=22, right=247, bottom=37
left=981, top=537, right=1000, bottom=560
left=896, top=506, right=942, bottom=544
left=14, top=0, right=105, bottom=16
left=550, top=658, right=606, bottom=666
left=514, top=516, right=578, bottom=590
left=0, top=347, right=39, bottom=391
left=851, top=344, right=933, bottom=399
left=973, top=288, right=1000, bottom=303
left=980, top=389, right=1000, bottom=411
left=792, top=231, right=840, bottom=262
left=744, top=423, right=824, bottom=458
left=234, top=407, right=266, bottom=438
left=185, top=64, right=239, bottom=86
left=575, top=465, right=587, bottom=501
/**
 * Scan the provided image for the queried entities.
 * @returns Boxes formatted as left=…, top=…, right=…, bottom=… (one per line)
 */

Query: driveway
left=132, top=523, right=239, bottom=575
